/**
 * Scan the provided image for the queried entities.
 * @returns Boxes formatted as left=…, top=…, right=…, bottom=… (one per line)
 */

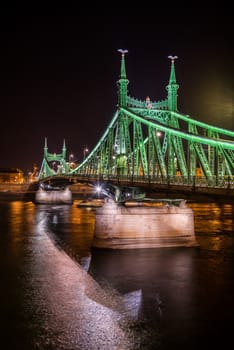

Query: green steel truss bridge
left=38, top=51, right=234, bottom=199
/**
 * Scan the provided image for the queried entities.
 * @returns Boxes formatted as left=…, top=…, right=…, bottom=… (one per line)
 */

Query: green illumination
left=40, top=53, right=234, bottom=186
left=39, top=138, right=71, bottom=178
left=122, top=108, right=234, bottom=150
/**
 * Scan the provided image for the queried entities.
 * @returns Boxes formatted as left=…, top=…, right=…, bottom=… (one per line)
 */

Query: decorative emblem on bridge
left=168, top=55, right=178, bottom=62
left=117, top=49, right=128, bottom=56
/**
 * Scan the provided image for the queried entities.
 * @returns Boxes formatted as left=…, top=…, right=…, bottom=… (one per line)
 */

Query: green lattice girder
left=39, top=139, right=70, bottom=179
left=54, top=53, right=234, bottom=185
left=72, top=106, right=234, bottom=182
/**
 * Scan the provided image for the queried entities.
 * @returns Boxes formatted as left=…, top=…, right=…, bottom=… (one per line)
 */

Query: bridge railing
left=66, top=174, right=234, bottom=190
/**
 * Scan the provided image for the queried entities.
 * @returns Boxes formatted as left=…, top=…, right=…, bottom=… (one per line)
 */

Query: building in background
left=0, top=168, right=25, bottom=183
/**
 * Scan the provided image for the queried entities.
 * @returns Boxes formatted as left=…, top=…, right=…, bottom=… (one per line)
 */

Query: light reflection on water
left=0, top=199, right=234, bottom=349
left=188, top=202, right=234, bottom=235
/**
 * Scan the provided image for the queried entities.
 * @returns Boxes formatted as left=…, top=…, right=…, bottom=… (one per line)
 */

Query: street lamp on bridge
left=83, top=147, right=89, bottom=160
left=68, top=154, right=77, bottom=169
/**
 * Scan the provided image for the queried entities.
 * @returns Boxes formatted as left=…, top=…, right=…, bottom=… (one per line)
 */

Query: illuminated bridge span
left=38, top=51, right=234, bottom=199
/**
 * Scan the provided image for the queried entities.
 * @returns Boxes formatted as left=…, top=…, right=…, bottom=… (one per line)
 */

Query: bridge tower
left=115, top=49, right=129, bottom=175
left=38, top=138, right=70, bottom=179
left=166, top=55, right=179, bottom=111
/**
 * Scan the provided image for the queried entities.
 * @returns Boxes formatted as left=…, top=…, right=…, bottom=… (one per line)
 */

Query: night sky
left=0, top=10, right=233, bottom=173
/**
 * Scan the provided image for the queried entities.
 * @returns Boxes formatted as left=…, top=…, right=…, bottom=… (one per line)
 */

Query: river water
left=0, top=198, right=233, bottom=349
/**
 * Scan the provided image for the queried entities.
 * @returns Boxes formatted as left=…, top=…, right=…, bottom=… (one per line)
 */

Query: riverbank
left=0, top=183, right=233, bottom=204
left=0, top=183, right=96, bottom=202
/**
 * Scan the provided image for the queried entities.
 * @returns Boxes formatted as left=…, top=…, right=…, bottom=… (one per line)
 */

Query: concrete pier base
left=35, top=187, right=72, bottom=204
left=93, top=198, right=198, bottom=249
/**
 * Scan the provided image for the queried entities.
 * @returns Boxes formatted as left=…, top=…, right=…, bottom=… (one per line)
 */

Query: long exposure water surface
left=0, top=198, right=234, bottom=349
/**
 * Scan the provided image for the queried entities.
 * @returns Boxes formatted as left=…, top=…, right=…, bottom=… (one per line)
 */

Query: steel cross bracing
left=39, top=52, right=234, bottom=190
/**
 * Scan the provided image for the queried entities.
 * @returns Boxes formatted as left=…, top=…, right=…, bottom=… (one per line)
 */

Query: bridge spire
left=117, top=49, right=129, bottom=107
left=166, top=55, right=179, bottom=111
left=62, top=139, right=66, bottom=158
left=44, top=137, right=48, bottom=157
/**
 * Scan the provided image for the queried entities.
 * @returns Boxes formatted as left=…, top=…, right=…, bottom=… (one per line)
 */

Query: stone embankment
left=0, top=183, right=31, bottom=200
left=0, top=183, right=95, bottom=201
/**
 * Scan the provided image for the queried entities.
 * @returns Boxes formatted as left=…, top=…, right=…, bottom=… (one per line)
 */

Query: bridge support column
left=93, top=198, right=198, bottom=249
left=35, top=187, right=73, bottom=204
